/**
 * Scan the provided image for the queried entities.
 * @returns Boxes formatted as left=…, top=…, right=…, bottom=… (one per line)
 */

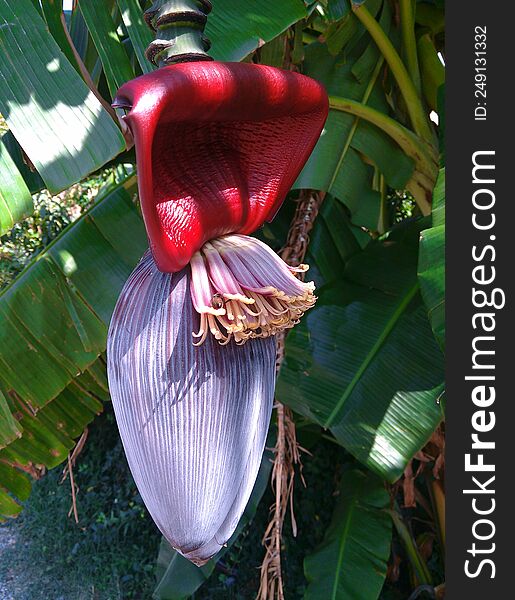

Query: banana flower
left=107, top=61, right=328, bottom=564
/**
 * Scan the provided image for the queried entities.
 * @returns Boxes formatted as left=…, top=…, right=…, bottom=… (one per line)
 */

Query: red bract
left=114, top=62, right=328, bottom=272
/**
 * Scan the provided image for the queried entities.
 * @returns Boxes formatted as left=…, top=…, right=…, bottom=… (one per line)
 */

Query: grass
left=0, top=410, right=161, bottom=600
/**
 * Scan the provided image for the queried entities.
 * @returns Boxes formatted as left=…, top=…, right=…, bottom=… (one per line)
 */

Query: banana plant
left=0, top=1, right=445, bottom=598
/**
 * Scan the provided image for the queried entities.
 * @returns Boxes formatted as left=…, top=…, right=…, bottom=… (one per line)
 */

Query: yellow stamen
left=189, top=235, right=316, bottom=345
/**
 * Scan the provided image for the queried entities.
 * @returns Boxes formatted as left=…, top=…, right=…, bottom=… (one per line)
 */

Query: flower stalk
left=144, top=0, right=213, bottom=66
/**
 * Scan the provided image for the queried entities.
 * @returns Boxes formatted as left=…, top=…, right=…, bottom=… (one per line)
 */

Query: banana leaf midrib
left=323, top=281, right=419, bottom=429
left=330, top=482, right=359, bottom=600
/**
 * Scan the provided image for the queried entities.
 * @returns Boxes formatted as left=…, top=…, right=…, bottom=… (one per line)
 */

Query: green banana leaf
left=417, top=33, right=445, bottom=112
left=418, top=168, right=445, bottom=350
left=323, top=0, right=382, bottom=57
left=0, top=357, right=108, bottom=518
left=325, top=0, right=351, bottom=22
left=0, top=173, right=146, bottom=518
left=0, top=389, right=22, bottom=448
left=0, top=131, right=45, bottom=194
left=277, top=210, right=444, bottom=482
left=0, top=173, right=144, bottom=409
left=415, top=2, right=444, bottom=35
left=68, top=3, right=88, bottom=59
left=304, top=469, right=391, bottom=600
left=207, top=0, right=307, bottom=61
left=116, top=0, right=155, bottom=74
left=78, top=0, right=135, bottom=98
left=40, top=0, right=82, bottom=75
left=154, top=547, right=215, bottom=600
left=0, top=0, right=126, bottom=194
left=0, top=138, right=32, bottom=235
left=305, top=196, right=367, bottom=287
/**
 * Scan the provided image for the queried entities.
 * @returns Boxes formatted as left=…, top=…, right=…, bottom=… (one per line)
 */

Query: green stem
left=399, top=0, right=421, bottom=94
left=328, top=95, right=437, bottom=214
left=352, top=2, right=432, bottom=142
left=144, top=0, right=212, bottom=67
left=389, top=506, right=433, bottom=586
